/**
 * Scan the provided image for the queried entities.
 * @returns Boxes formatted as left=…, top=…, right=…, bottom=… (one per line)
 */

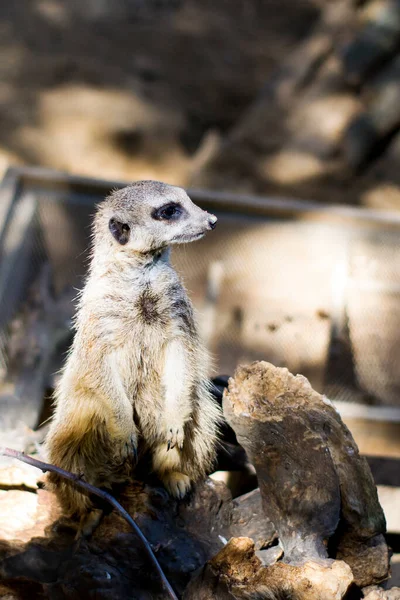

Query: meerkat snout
left=207, top=215, right=217, bottom=230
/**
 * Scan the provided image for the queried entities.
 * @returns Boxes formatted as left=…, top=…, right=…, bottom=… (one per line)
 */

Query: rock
left=363, top=585, right=400, bottom=599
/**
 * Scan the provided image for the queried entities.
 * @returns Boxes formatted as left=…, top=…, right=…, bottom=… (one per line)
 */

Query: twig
left=0, top=446, right=178, bottom=600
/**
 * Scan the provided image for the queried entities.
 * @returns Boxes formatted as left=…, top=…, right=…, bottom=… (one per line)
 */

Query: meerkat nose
left=207, top=215, right=217, bottom=230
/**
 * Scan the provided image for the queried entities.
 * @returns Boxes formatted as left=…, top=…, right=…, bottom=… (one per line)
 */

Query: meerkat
left=45, top=181, right=221, bottom=533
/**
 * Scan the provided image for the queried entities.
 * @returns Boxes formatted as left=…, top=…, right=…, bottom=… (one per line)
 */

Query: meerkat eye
left=109, top=218, right=130, bottom=245
left=152, top=203, right=183, bottom=221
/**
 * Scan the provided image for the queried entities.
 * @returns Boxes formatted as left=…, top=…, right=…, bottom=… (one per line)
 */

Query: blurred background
left=0, top=0, right=400, bottom=583
left=0, top=0, right=399, bottom=207
left=1, top=0, right=400, bottom=426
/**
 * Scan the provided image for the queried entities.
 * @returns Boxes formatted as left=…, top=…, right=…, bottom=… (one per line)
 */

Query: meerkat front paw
left=160, top=417, right=184, bottom=450
left=167, top=427, right=184, bottom=451
left=161, top=471, right=191, bottom=499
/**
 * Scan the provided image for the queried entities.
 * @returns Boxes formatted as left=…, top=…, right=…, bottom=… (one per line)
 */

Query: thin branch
left=0, top=446, right=178, bottom=600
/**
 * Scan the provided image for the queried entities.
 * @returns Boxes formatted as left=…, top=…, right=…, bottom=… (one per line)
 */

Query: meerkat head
left=94, top=180, right=217, bottom=256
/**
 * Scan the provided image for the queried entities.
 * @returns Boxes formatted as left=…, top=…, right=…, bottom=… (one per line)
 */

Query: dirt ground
left=0, top=0, right=323, bottom=184
left=2, top=0, right=400, bottom=208
left=1, top=1, right=400, bottom=207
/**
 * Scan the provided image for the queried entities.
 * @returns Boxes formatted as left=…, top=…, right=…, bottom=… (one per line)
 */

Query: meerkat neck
left=90, top=245, right=171, bottom=277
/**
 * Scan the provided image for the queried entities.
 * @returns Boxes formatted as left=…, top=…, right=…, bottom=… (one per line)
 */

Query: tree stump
left=223, top=361, right=389, bottom=586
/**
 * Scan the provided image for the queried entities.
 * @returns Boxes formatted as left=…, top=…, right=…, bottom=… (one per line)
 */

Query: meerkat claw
left=166, top=427, right=183, bottom=452
left=119, top=432, right=138, bottom=464
left=130, top=433, right=138, bottom=463
left=128, top=441, right=138, bottom=464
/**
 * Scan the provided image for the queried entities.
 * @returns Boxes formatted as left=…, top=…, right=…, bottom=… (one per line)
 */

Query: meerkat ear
left=109, top=218, right=130, bottom=245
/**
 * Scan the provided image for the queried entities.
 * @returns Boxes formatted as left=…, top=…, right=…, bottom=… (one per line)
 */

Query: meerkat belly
left=121, top=290, right=193, bottom=439
left=113, top=296, right=169, bottom=394
left=116, top=328, right=165, bottom=396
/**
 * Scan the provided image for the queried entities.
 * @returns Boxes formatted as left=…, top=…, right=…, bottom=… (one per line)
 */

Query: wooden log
left=183, top=537, right=354, bottom=600
left=229, top=488, right=276, bottom=550
left=0, top=478, right=230, bottom=598
left=223, top=361, right=390, bottom=586
left=0, top=473, right=276, bottom=598
left=183, top=537, right=262, bottom=600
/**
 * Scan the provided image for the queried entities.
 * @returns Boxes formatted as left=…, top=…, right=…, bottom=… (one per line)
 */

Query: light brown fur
left=45, top=181, right=221, bottom=527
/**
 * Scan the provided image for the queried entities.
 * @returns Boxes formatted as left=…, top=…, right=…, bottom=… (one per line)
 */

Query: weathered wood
left=223, top=361, right=390, bottom=586
left=229, top=488, right=277, bottom=550
left=183, top=537, right=354, bottom=600
left=0, top=479, right=230, bottom=598
left=389, top=554, right=400, bottom=588
left=183, top=537, right=262, bottom=600
left=224, top=362, right=341, bottom=563
left=0, top=472, right=275, bottom=598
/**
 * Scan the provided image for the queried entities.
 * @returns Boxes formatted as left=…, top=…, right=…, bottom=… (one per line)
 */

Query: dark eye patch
left=109, top=218, right=130, bottom=245
left=151, top=202, right=184, bottom=221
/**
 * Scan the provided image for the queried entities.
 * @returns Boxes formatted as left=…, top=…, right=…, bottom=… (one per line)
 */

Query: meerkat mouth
left=172, top=231, right=205, bottom=243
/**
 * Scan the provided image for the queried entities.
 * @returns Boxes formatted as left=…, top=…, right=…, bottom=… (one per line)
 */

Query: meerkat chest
left=131, top=269, right=196, bottom=338
left=135, top=284, right=195, bottom=340
left=85, top=268, right=197, bottom=355
left=135, top=285, right=170, bottom=328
